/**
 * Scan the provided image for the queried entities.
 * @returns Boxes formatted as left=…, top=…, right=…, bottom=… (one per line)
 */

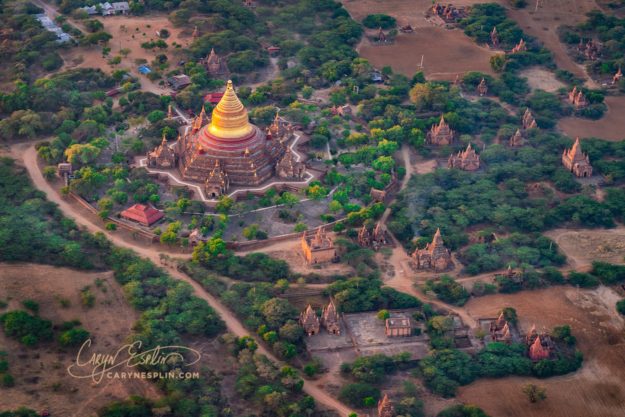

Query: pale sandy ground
left=0, top=263, right=160, bottom=417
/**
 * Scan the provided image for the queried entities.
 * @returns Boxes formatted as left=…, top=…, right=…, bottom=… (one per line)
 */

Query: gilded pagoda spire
left=207, top=80, right=253, bottom=139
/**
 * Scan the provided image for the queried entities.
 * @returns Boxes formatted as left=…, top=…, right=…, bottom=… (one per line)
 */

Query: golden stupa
left=176, top=80, right=286, bottom=189
left=207, top=80, right=253, bottom=139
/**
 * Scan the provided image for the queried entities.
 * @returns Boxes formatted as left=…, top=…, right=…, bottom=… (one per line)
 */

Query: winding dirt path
left=12, top=143, right=355, bottom=417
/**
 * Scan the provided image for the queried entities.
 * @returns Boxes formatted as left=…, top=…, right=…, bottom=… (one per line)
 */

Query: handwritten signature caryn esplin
left=67, top=339, right=202, bottom=383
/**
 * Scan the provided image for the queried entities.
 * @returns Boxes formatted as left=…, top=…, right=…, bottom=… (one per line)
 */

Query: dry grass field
left=61, top=14, right=189, bottom=80
left=558, top=96, right=625, bottom=141
left=0, top=263, right=160, bottom=417
left=544, top=227, right=625, bottom=269
left=458, top=286, right=625, bottom=417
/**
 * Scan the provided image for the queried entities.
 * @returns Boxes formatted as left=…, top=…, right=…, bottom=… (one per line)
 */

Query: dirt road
left=12, top=143, right=355, bottom=417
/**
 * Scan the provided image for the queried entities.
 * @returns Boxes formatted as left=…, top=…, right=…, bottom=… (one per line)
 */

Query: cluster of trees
left=421, top=336, right=583, bottom=397
left=0, top=310, right=53, bottom=346
left=560, top=11, right=625, bottom=82
left=362, top=14, right=396, bottom=29
left=192, top=237, right=292, bottom=282
left=326, top=276, right=422, bottom=313
left=340, top=353, right=413, bottom=384
left=0, top=157, right=107, bottom=269
left=0, top=0, right=66, bottom=83
left=424, top=276, right=470, bottom=306
left=218, top=281, right=304, bottom=360
left=1, top=68, right=117, bottom=142
left=225, top=336, right=318, bottom=417
left=459, top=233, right=566, bottom=275
left=460, top=3, right=553, bottom=74
left=388, top=129, right=625, bottom=270
left=0, top=351, right=13, bottom=388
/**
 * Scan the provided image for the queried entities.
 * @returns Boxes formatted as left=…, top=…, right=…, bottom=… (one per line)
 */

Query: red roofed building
left=204, top=92, right=224, bottom=104
left=120, top=204, right=164, bottom=226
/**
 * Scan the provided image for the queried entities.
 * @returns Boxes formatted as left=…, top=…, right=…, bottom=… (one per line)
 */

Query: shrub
left=616, top=299, right=625, bottom=316
left=567, top=271, right=599, bottom=288
left=338, top=382, right=381, bottom=407
left=58, top=328, right=90, bottom=347
left=362, top=14, right=396, bottom=29
left=0, top=310, right=53, bottom=346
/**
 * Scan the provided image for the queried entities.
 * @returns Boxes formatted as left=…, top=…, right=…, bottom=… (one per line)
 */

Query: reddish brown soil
left=458, top=286, right=625, bottom=417
left=558, top=96, right=625, bottom=141
left=0, top=263, right=160, bottom=417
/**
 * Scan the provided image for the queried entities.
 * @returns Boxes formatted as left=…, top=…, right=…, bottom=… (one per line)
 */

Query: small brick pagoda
left=301, top=228, right=337, bottom=264
left=378, top=394, right=396, bottom=417
left=357, top=222, right=388, bottom=250
left=477, top=78, right=488, bottom=96
left=562, top=137, right=592, bottom=177
left=300, top=304, right=320, bottom=336
left=568, top=86, right=589, bottom=109
left=511, top=38, right=527, bottom=53
left=509, top=129, right=524, bottom=147
left=448, top=143, right=480, bottom=171
left=321, top=300, right=340, bottom=335
left=204, top=48, right=228, bottom=76
left=522, top=108, right=537, bottom=131
left=526, top=325, right=555, bottom=361
left=427, top=115, right=454, bottom=146
left=489, top=312, right=512, bottom=343
left=412, top=228, right=452, bottom=271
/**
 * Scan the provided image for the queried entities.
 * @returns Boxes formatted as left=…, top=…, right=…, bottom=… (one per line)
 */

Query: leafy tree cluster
left=362, top=14, right=396, bottom=29
left=424, top=276, right=470, bottom=306
left=225, top=337, right=317, bottom=417
left=0, top=310, right=53, bottom=346
left=438, top=404, right=490, bottom=417
left=326, top=276, right=422, bottom=313
left=217, top=281, right=304, bottom=360
left=0, top=0, right=66, bottom=83
left=0, top=157, right=106, bottom=268
left=559, top=11, right=625, bottom=82
left=1, top=68, right=117, bottom=142
left=459, top=233, right=566, bottom=275
left=421, top=338, right=583, bottom=397
left=0, top=351, right=13, bottom=388
left=460, top=3, right=553, bottom=73
left=340, top=352, right=413, bottom=384
left=192, top=237, right=292, bottom=282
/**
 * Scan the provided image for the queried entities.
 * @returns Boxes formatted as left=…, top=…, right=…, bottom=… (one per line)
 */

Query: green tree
left=522, top=383, right=546, bottom=403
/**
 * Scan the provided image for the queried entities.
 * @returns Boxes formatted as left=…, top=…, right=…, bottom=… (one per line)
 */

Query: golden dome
left=207, top=80, right=253, bottom=139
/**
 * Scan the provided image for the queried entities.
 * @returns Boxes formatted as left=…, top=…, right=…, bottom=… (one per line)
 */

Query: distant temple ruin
left=509, top=129, right=524, bottom=147
left=489, top=311, right=512, bottom=343
left=526, top=325, right=555, bottom=361
left=448, top=144, right=480, bottom=171
left=412, top=228, right=452, bottom=271
left=426, top=115, right=454, bottom=146
left=477, top=78, right=488, bottom=96
left=357, top=222, right=388, bottom=250
left=301, top=228, right=337, bottom=264
left=385, top=316, right=412, bottom=337
left=522, top=108, right=537, bottom=131
left=378, top=394, right=396, bottom=417
left=568, top=86, right=589, bottom=109
left=321, top=300, right=341, bottom=335
left=204, top=48, right=228, bottom=76
left=511, top=38, right=527, bottom=54
left=299, top=304, right=320, bottom=336
left=562, top=137, right=593, bottom=178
